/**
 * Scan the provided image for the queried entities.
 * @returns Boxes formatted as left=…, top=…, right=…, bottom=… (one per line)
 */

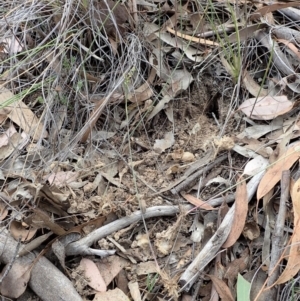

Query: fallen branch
left=65, top=205, right=193, bottom=256
left=0, top=228, right=82, bottom=301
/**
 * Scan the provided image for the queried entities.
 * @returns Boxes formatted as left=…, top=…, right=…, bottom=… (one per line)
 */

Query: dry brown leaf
left=208, top=275, right=234, bottom=301
left=237, top=124, right=282, bottom=140
left=96, top=256, right=130, bottom=285
left=165, top=68, right=194, bottom=98
left=181, top=193, right=216, bottom=210
left=223, top=177, right=247, bottom=248
left=224, top=249, right=250, bottom=283
left=0, top=132, right=24, bottom=161
left=101, top=171, right=125, bottom=189
left=257, top=142, right=300, bottom=199
left=276, top=39, right=300, bottom=61
left=9, top=100, right=47, bottom=140
left=94, top=288, right=130, bottom=301
left=242, top=70, right=268, bottom=98
left=128, top=281, right=142, bottom=301
left=80, top=71, right=104, bottom=83
left=80, top=258, right=107, bottom=292
left=243, top=222, right=260, bottom=240
left=0, top=261, right=31, bottom=298
left=0, top=86, right=47, bottom=140
left=228, top=23, right=268, bottom=43
left=0, top=124, right=28, bottom=161
left=155, top=217, right=182, bottom=256
left=0, top=86, right=17, bottom=115
left=250, top=2, right=300, bottom=21
left=147, top=94, right=171, bottom=121
left=46, top=171, right=79, bottom=187
left=136, top=261, right=158, bottom=275
left=0, top=200, right=8, bottom=221
left=127, top=68, right=156, bottom=103
left=274, top=178, right=300, bottom=284
left=155, top=29, right=203, bottom=63
left=115, top=270, right=129, bottom=296
left=149, top=48, right=169, bottom=80
left=82, top=216, right=106, bottom=235
left=153, top=132, right=174, bottom=153
left=18, top=232, right=53, bottom=256
left=94, top=0, right=129, bottom=37
left=182, top=294, right=193, bottom=301
left=0, top=123, right=16, bottom=146
left=40, top=184, right=70, bottom=210
left=80, top=93, right=122, bottom=143
left=243, top=155, right=269, bottom=176
left=239, top=95, right=293, bottom=120
left=10, top=221, right=37, bottom=242
left=32, top=208, right=67, bottom=236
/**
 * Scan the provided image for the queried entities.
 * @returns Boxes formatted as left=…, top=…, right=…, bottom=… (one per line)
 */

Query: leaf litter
left=1, top=1, right=300, bottom=301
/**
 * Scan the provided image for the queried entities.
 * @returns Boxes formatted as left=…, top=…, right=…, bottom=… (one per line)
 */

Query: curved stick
left=66, top=205, right=193, bottom=256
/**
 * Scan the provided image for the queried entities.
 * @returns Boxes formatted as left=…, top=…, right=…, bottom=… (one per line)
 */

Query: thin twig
left=0, top=237, right=21, bottom=284
left=265, top=170, right=289, bottom=298
left=171, top=154, right=228, bottom=194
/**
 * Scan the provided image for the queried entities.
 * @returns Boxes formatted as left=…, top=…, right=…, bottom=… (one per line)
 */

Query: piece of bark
left=0, top=228, right=82, bottom=301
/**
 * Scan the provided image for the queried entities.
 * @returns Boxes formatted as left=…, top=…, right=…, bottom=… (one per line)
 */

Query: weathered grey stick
left=0, top=229, right=82, bottom=301
left=65, top=205, right=193, bottom=256
left=265, top=170, right=289, bottom=299
left=179, top=166, right=267, bottom=291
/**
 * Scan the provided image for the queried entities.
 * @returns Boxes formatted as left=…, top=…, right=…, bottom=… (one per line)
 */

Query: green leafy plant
left=146, top=273, right=158, bottom=292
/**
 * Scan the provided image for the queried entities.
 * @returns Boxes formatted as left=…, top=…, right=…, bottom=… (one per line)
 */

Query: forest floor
left=0, top=1, right=300, bottom=301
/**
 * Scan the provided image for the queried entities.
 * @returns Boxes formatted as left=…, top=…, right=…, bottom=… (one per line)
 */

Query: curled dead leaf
left=0, top=261, right=31, bottom=298
left=10, top=221, right=37, bottom=242
left=257, top=142, right=300, bottom=199
left=239, top=95, right=293, bottom=120
left=80, top=258, right=107, bottom=292
left=222, top=176, right=247, bottom=248
left=181, top=193, right=215, bottom=210
left=94, top=288, right=130, bottom=301
left=208, top=275, right=234, bottom=301
left=153, top=132, right=175, bottom=153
